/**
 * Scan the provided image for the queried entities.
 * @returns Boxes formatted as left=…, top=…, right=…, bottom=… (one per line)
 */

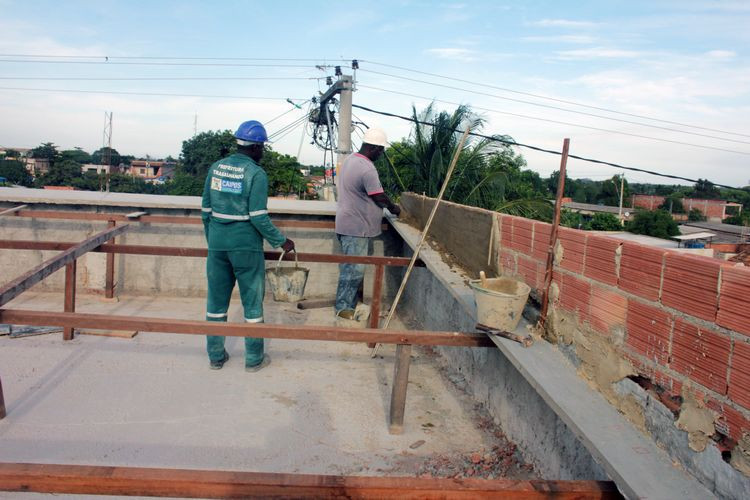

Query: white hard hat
left=362, top=127, right=387, bottom=147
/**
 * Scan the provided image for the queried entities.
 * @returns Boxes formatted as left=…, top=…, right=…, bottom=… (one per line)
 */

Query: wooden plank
left=388, top=344, right=412, bottom=434
left=0, top=225, right=129, bottom=307
left=368, top=264, right=385, bottom=348
left=0, top=309, right=494, bottom=348
left=0, top=463, right=621, bottom=499
left=0, top=240, right=426, bottom=267
left=63, top=260, right=76, bottom=341
left=296, top=298, right=336, bottom=310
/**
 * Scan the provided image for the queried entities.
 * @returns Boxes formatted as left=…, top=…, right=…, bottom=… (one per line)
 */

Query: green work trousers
left=205, top=249, right=265, bottom=367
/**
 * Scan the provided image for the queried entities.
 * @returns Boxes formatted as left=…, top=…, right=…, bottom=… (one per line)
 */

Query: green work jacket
left=201, top=153, right=286, bottom=251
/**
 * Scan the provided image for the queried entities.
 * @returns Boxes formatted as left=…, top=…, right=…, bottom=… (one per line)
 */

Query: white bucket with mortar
left=469, top=274, right=531, bottom=331
left=266, top=250, right=309, bottom=302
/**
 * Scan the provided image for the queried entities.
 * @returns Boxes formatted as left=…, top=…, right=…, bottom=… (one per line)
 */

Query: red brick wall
left=400, top=194, right=750, bottom=446
left=491, top=211, right=750, bottom=446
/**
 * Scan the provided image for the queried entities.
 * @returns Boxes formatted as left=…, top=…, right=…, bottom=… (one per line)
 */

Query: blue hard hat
left=234, top=120, right=269, bottom=145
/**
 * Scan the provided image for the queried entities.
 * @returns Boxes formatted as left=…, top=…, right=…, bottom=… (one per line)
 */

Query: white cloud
left=705, top=50, right=736, bottom=59
left=531, top=19, right=599, bottom=28
left=425, top=47, right=477, bottom=62
left=522, top=35, right=595, bottom=44
left=556, top=47, right=641, bottom=60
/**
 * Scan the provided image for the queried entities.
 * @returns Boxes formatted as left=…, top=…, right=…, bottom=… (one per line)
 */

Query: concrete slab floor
left=0, top=292, right=536, bottom=498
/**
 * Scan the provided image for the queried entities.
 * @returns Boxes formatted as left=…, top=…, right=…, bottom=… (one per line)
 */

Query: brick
left=707, top=399, right=750, bottom=441
left=510, top=217, right=534, bottom=255
left=729, top=340, right=750, bottom=411
left=499, top=215, right=515, bottom=250
left=661, top=252, right=720, bottom=322
left=717, top=266, right=750, bottom=336
left=499, top=249, right=516, bottom=275
left=557, top=227, right=586, bottom=274
left=626, top=299, right=672, bottom=366
left=532, top=221, right=553, bottom=261
left=583, top=234, right=620, bottom=286
left=589, top=285, right=627, bottom=335
left=517, top=255, right=543, bottom=291
left=559, top=273, right=590, bottom=324
left=618, top=243, right=665, bottom=302
left=671, top=318, right=730, bottom=394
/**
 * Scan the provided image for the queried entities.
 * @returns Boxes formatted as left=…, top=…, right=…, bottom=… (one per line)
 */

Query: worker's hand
left=389, top=204, right=401, bottom=217
left=281, top=238, right=295, bottom=253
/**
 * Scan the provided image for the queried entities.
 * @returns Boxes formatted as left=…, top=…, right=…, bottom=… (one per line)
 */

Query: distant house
left=122, top=160, right=176, bottom=183
left=0, top=147, right=32, bottom=160
left=631, top=194, right=742, bottom=222
left=81, top=164, right=116, bottom=175
left=24, top=158, right=50, bottom=177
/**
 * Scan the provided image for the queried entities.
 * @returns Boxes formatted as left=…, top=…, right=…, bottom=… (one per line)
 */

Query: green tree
left=691, top=178, right=721, bottom=199
left=0, top=158, right=32, bottom=186
left=61, top=147, right=92, bottom=164
left=560, top=209, right=584, bottom=229
left=179, top=130, right=236, bottom=177
left=597, top=175, right=629, bottom=206
left=92, top=147, right=121, bottom=166
left=31, top=142, right=60, bottom=165
left=688, top=208, right=707, bottom=222
left=261, top=149, right=305, bottom=196
left=626, top=210, right=679, bottom=239
left=659, top=194, right=685, bottom=214
left=588, top=212, right=622, bottom=231
left=166, top=172, right=204, bottom=196
left=36, top=159, right=82, bottom=186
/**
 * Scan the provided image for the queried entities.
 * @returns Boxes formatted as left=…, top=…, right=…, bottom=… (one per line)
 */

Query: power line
left=0, top=54, right=344, bottom=62
left=266, top=100, right=310, bottom=125
left=359, top=59, right=750, bottom=139
left=359, top=68, right=750, bottom=146
left=0, top=86, right=306, bottom=100
left=351, top=102, right=746, bottom=191
left=0, top=76, right=325, bottom=81
left=357, top=84, right=750, bottom=156
left=0, top=59, right=332, bottom=68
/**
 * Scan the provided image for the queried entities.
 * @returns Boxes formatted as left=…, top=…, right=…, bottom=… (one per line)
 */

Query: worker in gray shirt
left=334, top=127, right=401, bottom=319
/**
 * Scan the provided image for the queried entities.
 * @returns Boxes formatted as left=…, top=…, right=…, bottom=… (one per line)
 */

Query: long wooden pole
left=382, top=127, right=472, bottom=434
left=538, top=138, right=570, bottom=329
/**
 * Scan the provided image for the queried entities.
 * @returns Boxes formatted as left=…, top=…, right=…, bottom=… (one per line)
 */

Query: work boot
left=245, top=354, right=271, bottom=373
left=209, top=350, right=229, bottom=370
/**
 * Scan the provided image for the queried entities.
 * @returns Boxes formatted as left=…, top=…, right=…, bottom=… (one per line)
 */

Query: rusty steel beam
left=13, top=210, right=340, bottom=229
left=105, top=220, right=116, bottom=299
left=0, top=240, right=425, bottom=267
left=0, top=377, right=5, bottom=420
left=0, top=225, right=129, bottom=307
left=0, top=463, right=621, bottom=499
left=0, top=309, right=494, bottom=347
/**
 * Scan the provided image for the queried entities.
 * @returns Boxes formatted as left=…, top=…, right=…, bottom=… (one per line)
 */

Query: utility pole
left=102, top=111, right=113, bottom=192
left=618, top=173, right=625, bottom=220
left=316, top=67, right=354, bottom=197
left=193, top=113, right=198, bottom=137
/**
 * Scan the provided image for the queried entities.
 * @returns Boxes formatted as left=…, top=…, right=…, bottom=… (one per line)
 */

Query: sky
left=0, top=0, right=748, bottom=187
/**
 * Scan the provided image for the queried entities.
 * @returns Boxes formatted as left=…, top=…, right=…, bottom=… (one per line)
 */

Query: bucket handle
left=276, top=249, right=298, bottom=273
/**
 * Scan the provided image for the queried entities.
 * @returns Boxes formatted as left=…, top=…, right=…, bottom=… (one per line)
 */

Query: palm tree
left=385, top=103, right=551, bottom=220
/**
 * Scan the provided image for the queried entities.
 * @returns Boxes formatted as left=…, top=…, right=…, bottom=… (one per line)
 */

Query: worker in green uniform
left=201, top=119, right=295, bottom=372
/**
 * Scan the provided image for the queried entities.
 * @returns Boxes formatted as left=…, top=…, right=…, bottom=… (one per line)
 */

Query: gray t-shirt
left=335, top=153, right=385, bottom=237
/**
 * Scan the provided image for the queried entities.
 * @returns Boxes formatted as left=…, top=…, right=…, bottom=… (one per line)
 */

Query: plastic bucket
left=266, top=250, right=309, bottom=302
left=469, top=276, right=531, bottom=331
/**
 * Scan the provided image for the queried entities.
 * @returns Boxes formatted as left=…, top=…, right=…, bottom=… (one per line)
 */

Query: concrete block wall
left=401, top=193, right=750, bottom=495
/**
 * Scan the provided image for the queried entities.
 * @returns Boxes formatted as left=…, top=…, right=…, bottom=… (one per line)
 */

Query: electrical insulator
left=351, top=59, right=359, bottom=70
left=326, top=76, right=333, bottom=86
left=335, top=66, right=342, bottom=76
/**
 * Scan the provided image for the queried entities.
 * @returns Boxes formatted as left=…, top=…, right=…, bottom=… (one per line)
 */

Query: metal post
left=105, top=220, right=116, bottom=299
left=539, top=138, right=571, bottom=329
left=335, top=75, right=353, bottom=180
left=63, top=260, right=76, bottom=341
